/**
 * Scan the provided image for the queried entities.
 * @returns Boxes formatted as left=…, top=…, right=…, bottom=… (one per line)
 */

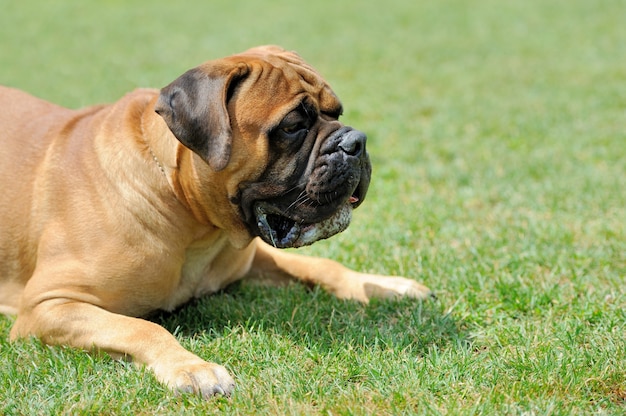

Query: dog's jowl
left=0, top=45, right=431, bottom=399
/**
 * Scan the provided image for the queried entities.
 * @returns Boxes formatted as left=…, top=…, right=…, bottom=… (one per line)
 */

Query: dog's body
left=0, top=46, right=430, bottom=398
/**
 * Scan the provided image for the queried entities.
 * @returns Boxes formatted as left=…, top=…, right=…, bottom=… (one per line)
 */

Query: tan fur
left=0, top=46, right=431, bottom=399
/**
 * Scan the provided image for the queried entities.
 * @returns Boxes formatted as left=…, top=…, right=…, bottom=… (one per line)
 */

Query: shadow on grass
left=151, top=282, right=467, bottom=355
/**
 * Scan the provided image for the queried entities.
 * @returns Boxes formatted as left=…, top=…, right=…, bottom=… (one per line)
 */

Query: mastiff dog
left=0, top=46, right=431, bottom=398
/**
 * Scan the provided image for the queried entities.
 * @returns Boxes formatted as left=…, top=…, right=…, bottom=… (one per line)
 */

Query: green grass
left=1, top=0, right=625, bottom=414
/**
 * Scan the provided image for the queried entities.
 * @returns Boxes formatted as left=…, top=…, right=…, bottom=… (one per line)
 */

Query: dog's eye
left=277, top=112, right=310, bottom=139
left=273, top=106, right=316, bottom=147
left=281, top=122, right=307, bottom=135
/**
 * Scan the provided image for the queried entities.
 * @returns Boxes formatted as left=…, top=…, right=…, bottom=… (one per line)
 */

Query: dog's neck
left=146, top=140, right=167, bottom=179
left=138, top=99, right=183, bottom=196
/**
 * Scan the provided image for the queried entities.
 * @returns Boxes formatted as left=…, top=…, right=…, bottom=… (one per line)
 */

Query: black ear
left=155, top=63, right=248, bottom=171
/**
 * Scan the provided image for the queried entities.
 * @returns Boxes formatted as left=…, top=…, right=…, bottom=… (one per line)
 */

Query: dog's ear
left=155, top=63, right=249, bottom=171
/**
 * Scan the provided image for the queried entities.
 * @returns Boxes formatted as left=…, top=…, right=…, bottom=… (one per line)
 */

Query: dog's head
left=155, top=45, right=371, bottom=248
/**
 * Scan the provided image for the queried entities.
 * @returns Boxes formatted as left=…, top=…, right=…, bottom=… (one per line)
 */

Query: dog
left=0, top=45, right=431, bottom=399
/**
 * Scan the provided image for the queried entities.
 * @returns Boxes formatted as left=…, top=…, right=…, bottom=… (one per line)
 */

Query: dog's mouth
left=253, top=194, right=360, bottom=249
left=246, top=125, right=371, bottom=249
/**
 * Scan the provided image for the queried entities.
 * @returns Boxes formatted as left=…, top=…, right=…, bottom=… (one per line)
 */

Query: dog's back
left=0, top=87, right=74, bottom=313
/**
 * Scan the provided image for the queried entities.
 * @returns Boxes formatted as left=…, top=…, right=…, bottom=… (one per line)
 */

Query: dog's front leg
left=249, top=239, right=433, bottom=302
left=10, top=298, right=235, bottom=398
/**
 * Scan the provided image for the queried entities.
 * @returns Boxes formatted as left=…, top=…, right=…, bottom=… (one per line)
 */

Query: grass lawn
left=1, top=0, right=625, bottom=414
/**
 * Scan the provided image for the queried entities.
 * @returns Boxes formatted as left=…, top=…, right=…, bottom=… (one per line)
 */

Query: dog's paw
left=153, top=359, right=235, bottom=399
left=361, top=274, right=433, bottom=302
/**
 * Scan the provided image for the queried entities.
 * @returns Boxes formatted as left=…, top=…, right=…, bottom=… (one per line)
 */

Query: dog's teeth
left=281, top=223, right=301, bottom=247
left=256, top=212, right=277, bottom=246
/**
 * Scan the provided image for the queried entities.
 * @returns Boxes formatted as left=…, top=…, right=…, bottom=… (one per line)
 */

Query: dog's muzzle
left=252, top=127, right=371, bottom=248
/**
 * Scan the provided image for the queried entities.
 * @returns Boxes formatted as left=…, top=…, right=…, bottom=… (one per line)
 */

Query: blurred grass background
left=1, top=0, right=625, bottom=414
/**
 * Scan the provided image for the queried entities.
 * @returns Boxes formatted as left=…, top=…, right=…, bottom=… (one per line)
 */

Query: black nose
left=338, top=130, right=367, bottom=157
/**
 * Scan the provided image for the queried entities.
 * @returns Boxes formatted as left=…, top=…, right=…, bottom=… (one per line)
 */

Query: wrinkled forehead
left=231, top=46, right=343, bottom=116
